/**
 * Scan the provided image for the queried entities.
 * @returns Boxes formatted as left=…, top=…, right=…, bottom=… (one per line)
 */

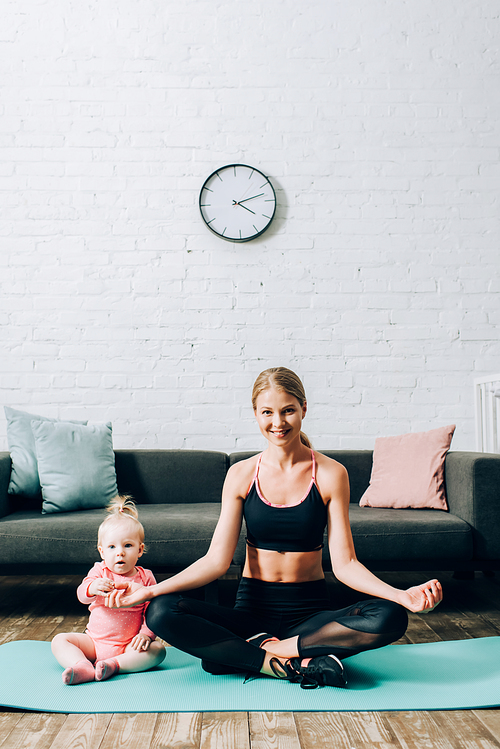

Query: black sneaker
left=270, top=654, right=347, bottom=689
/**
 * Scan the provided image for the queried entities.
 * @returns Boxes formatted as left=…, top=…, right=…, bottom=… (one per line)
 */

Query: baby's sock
left=95, top=658, right=120, bottom=682
left=62, top=659, right=95, bottom=685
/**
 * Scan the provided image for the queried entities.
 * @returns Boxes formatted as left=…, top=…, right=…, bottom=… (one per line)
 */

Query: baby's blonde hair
left=98, top=495, right=145, bottom=548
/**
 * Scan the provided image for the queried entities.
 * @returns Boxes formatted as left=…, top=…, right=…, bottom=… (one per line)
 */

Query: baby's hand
left=88, top=579, right=115, bottom=597
left=129, top=634, right=151, bottom=652
left=105, top=581, right=148, bottom=608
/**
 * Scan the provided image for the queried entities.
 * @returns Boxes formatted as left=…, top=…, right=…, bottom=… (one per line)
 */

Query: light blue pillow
left=31, top=421, right=118, bottom=514
left=5, top=407, right=87, bottom=498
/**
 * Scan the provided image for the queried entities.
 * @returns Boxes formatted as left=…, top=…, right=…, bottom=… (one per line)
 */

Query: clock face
left=199, top=164, right=276, bottom=242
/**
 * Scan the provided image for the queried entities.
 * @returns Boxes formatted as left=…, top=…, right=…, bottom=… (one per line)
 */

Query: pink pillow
left=359, top=425, right=456, bottom=510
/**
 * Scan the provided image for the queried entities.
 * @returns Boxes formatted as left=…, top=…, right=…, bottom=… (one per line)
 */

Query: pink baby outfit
left=77, top=561, right=157, bottom=662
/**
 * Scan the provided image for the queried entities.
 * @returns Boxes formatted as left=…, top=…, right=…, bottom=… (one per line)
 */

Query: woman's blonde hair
left=251, top=367, right=312, bottom=448
left=97, top=495, right=145, bottom=548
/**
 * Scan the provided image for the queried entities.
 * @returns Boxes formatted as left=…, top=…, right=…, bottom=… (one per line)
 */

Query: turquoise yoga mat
left=0, top=638, right=499, bottom=713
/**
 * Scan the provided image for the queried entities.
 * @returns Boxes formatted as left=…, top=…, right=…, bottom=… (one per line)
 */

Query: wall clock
left=199, top=164, right=277, bottom=242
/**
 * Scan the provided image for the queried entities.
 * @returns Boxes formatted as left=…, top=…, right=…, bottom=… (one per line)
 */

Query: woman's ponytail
left=299, top=431, right=312, bottom=448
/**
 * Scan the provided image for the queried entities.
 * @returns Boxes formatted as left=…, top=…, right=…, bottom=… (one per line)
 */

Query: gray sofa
left=1, top=449, right=500, bottom=580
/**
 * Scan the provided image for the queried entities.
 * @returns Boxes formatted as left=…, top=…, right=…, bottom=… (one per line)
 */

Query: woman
left=106, top=367, right=442, bottom=689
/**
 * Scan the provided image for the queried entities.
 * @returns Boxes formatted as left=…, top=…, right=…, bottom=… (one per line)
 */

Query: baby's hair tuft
left=106, top=494, right=139, bottom=520
left=98, top=495, right=145, bottom=548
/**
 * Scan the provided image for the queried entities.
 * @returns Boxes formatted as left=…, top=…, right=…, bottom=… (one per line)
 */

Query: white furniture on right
left=474, top=374, right=500, bottom=453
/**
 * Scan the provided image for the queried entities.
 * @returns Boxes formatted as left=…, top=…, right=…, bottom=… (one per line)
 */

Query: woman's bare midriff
left=242, top=544, right=325, bottom=583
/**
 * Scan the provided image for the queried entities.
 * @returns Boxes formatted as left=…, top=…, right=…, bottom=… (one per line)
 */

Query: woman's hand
left=398, top=579, right=443, bottom=613
left=104, top=581, right=152, bottom=608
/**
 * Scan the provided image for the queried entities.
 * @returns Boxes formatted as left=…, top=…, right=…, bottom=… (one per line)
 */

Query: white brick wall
left=1, top=0, right=499, bottom=452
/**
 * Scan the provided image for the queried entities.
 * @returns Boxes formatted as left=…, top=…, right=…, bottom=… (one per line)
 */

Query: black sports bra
left=243, top=450, right=328, bottom=553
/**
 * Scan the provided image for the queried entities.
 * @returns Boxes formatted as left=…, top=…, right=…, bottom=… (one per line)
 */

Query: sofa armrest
left=445, top=451, right=500, bottom=560
left=0, top=453, right=12, bottom=519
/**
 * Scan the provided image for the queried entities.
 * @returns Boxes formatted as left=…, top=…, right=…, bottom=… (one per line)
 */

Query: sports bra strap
left=253, top=452, right=263, bottom=480
left=246, top=453, right=263, bottom=496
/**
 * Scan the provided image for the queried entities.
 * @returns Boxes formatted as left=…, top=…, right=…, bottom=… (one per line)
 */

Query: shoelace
left=269, top=657, right=319, bottom=689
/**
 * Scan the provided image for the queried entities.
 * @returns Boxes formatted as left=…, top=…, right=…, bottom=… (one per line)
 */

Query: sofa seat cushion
left=346, top=506, right=473, bottom=561
left=0, top=503, right=473, bottom=570
left=0, top=504, right=226, bottom=569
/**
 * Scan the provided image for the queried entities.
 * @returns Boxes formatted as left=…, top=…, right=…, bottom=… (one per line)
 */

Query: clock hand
left=236, top=202, right=256, bottom=215
left=237, top=193, right=265, bottom=204
left=232, top=199, right=257, bottom=215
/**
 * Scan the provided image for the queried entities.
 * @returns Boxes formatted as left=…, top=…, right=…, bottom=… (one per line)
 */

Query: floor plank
left=0, top=713, right=25, bottom=747
left=416, top=610, right=476, bottom=642
left=98, top=714, right=158, bottom=749
left=339, top=711, right=401, bottom=748
left=385, top=711, right=457, bottom=749
left=404, top=612, right=443, bottom=643
left=474, top=577, right=500, bottom=609
left=474, top=711, right=500, bottom=743
left=49, top=612, right=89, bottom=639
left=199, top=712, right=250, bottom=749
left=150, top=712, right=202, bottom=749
left=433, top=710, right=500, bottom=749
left=0, top=577, right=80, bottom=646
left=294, top=713, right=354, bottom=749
left=438, top=586, right=500, bottom=640
left=249, top=712, right=301, bottom=749
left=0, top=713, right=68, bottom=749
left=47, top=714, right=113, bottom=749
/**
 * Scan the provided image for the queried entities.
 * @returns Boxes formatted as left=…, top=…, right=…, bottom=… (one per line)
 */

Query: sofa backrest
left=1, top=448, right=374, bottom=513
left=229, top=450, right=374, bottom=504
left=114, top=450, right=229, bottom=505
left=320, top=451, right=373, bottom=504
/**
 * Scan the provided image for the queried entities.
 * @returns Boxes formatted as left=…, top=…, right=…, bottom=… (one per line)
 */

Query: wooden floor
left=1, top=570, right=500, bottom=749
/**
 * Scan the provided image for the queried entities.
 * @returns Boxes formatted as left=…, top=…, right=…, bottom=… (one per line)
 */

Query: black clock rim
left=199, top=163, right=277, bottom=242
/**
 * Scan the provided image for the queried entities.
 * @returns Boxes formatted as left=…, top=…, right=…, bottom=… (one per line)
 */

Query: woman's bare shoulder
left=314, top=451, right=349, bottom=497
left=224, top=453, right=261, bottom=498
left=314, top=450, right=347, bottom=474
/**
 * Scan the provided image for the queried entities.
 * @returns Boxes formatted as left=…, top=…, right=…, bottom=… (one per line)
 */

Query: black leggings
left=146, top=577, right=408, bottom=674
